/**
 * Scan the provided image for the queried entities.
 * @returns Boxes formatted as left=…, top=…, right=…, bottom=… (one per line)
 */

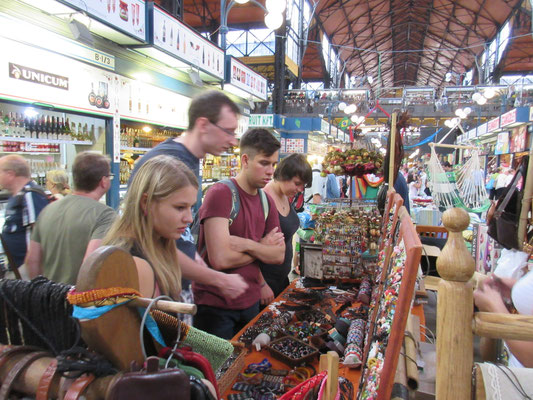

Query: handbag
left=106, top=356, right=190, bottom=400
left=487, top=158, right=528, bottom=250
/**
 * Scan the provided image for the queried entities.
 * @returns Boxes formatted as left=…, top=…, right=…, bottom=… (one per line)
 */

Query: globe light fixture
left=266, top=0, right=287, bottom=13
left=476, top=96, right=487, bottom=105
left=350, top=114, right=359, bottom=123
left=234, top=0, right=250, bottom=3
left=472, top=92, right=482, bottom=102
left=483, top=87, right=496, bottom=99
left=265, top=12, right=283, bottom=30
left=338, top=102, right=347, bottom=111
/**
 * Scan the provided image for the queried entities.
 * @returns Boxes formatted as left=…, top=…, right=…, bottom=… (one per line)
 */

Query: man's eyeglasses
left=211, top=122, right=236, bottom=137
left=107, top=174, right=114, bottom=181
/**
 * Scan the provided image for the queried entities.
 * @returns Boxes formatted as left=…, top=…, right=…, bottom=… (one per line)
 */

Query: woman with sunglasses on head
left=102, top=155, right=198, bottom=299
left=259, top=153, right=312, bottom=298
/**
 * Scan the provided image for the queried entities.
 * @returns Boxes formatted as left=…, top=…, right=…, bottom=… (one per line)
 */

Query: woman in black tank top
left=260, top=154, right=312, bottom=297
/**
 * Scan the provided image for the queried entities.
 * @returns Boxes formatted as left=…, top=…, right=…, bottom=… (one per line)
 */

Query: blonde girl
left=46, top=169, right=71, bottom=199
left=103, top=155, right=198, bottom=300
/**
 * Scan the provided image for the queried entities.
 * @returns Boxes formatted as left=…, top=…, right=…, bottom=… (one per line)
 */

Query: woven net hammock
left=428, top=146, right=491, bottom=213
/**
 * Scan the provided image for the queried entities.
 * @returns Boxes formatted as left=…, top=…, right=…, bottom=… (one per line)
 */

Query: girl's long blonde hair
left=103, top=155, right=198, bottom=300
left=46, top=169, right=71, bottom=196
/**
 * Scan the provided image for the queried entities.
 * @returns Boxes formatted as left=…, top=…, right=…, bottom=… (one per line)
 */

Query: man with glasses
left=128, top=90, right=249, bottom=308
left=26, top=152, right=116, bottom=285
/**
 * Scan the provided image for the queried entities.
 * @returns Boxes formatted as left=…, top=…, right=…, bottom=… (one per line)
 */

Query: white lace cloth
left=477, top=362, right=533, bottom=400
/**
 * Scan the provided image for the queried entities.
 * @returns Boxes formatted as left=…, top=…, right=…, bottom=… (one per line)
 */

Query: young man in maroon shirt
left=193, top=128, right=285, bottom=339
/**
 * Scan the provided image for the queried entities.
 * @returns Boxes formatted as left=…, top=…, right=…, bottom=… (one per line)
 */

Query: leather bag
left=106, top=356, right=190, bottom=400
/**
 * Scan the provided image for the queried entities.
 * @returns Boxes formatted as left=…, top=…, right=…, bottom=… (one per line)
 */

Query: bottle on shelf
left=24, top=116, right=31, bottom=138
left=71, top=121, right=77, bottom=140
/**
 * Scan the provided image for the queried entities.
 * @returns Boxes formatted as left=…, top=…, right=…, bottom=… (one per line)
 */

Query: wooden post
left=319, top=351, right=339, bottom=400
left=388, top=112, right=397, bottom=188
left=436, top=208, right=475, bottom=400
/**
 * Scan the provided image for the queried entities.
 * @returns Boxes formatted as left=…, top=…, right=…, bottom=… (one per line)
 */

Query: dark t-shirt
left=394, top=173, right=410, bottom=214
left=128, top=139, right=199, bottom=262
left=259, top=206, right=299, bottom=297
left=192, top=178, right=281, bottom=310
left=2, top=181, right=49, bottom=268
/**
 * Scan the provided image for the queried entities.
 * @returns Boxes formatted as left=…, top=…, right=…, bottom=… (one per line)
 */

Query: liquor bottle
left=64, top=118, right=72, bottom=140
left=77, top=122, right=83, bottom=141
left=71, top=121, right=77, bottom=140
left=202, top=47, right=205, bottom=65
left=170, top=27, right=174, bottom=47
left=83, top=123, right=89, bottom=141
left=45, top=115, right=51, bottom=139
left=33, top=116, right=41, bottom=139
left=0, top=110, right=4, bottom=136
left=162, top=21, right=166, bottom=43
left=24, top=116, right=31, bottom=138
left=2, top=111, right=9, bottom=136
left=133, top=129, right=140, bottom=148
left=176, top=30, right=180, bottom=50
left=9, top=112, right=16, bottom=137
left=89, top=124, right=95, bottom=142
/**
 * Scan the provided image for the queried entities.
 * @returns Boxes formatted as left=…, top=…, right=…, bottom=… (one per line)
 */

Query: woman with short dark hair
left=260, top=154, right=312, bottom=297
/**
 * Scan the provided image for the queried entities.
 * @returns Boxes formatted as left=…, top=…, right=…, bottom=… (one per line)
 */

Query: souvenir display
left=321, top=148, right=384, bottom=177
left=315, top=206, right=382, bottom=279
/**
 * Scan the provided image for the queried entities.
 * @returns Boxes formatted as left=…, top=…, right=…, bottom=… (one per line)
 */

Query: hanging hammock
left=428, top=146, right=491, bottom=213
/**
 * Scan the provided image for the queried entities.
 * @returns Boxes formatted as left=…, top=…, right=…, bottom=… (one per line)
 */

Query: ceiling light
left=472, top=92, right=482, bottom=102
left=367, top=76, right=374, bottom=84
left=24, top=107, right=39, bottom=118
left=266, top=0, right=286, bottom=12
left=188, top=69, right=203, bottom=87
left=463, top=107, right=472, bottom=115
left=142, top=126, right=152, bottom=133
left=338, top=102, right=347, bottom=111
left=265, top=12, right=283, bottom=30
left=476, top=96, right=487, bottom=105
left=350, top=114, right=359, bottom=123
left=444, top=120, right=453, bottom=128
left=445, top=72, right=453, bottom=82
left=484, top=87, right=495, bottom=99
left=234, top=0, right=250, bottom=3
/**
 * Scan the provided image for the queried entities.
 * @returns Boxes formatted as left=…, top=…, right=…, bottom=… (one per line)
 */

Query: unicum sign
left=9, top=63, right=69, bottom=90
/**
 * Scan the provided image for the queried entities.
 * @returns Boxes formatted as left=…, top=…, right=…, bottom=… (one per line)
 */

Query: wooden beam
left=473, top=312, right=533, bottom=341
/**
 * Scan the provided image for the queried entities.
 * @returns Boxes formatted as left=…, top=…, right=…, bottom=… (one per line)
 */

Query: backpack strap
left=258, top=189, right=269, bottom=222
left=218, top=179, right=240, bottom=225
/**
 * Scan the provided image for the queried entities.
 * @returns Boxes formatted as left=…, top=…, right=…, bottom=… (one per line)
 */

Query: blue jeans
left=194, top=302, right=260, bottom=339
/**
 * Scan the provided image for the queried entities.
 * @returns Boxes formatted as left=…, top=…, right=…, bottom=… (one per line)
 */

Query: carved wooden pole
left=436, top=208, right=475, bottom=400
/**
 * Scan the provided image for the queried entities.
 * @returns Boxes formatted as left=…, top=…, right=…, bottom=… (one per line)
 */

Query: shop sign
left=510, top=125, right=527, bottom=153
left=487, top=117, right=500, bottom=132
left=227, top=57, right=267, bottom=101
left=60, top=0, right=146, bottom=41
left=283, top=138, right=305, bottom=153
left=495, top=131, right=510, bottom=155
left=320, top=119, right=330, bottom=135
left=118, top=75, right=189, bottom=128
left=153, top=6, right=224, bottom=79
left=500, top=108, right=517, bottom=127
left=9, top=63, right=69, bottom=90
left=249, top=114, right=274, bottom=127
left=1, top=37, right=114, bottom=116
left=477, top=123, right=488, bottom=136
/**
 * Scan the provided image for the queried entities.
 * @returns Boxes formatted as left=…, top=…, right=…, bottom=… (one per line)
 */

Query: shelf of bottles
left=0, top=110, right=94, bottom=148
left=202, top=152, right=240, bottom=182
left=30, top=160, right=63, bottom=187
left=119, top=123, right=183, bottom=185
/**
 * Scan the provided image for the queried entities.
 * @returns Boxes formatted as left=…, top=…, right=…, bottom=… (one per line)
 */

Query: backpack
left=191, top=179, right=269, bottom=251
left=14, top=186, right=55, bottom=209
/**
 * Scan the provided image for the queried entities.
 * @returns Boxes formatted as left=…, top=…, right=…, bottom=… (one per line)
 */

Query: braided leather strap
left=35, top=358, right=59, bottom=400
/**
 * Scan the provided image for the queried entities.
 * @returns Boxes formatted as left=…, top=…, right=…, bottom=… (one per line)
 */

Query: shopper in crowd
left=494, top=167, right=510, bottom=199
left=0, top=155, right=49, bottom=271
left=486, top=167, right=499, bottom=200
left=26, top=152, right=116, bottom=285
left=407, top=172, right=421, bottom=199
left=127, top=90, right=248, bottom=307
left=305, top=164, right=326, bottom=204
left=193, top=128, right=285, bottom=339
left=418, top=166, right=427, bottom=196
left=46, top=169, right=71, bottom=200
left=260, top=153, right=312, bottom=297
left=474, top=271, right=533, bottom=367
left=103, top=156, right=197, bottom=299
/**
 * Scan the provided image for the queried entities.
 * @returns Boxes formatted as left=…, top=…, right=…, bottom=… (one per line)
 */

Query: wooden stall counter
left=221, top=279, right=425, bottom=400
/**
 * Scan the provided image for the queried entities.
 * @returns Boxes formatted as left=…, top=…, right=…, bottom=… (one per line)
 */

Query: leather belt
left=0, top=350, right=50, bottom=400
left=35, top=358, right=59, bottom=400
left=63, top=374, right=96, bottom=400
